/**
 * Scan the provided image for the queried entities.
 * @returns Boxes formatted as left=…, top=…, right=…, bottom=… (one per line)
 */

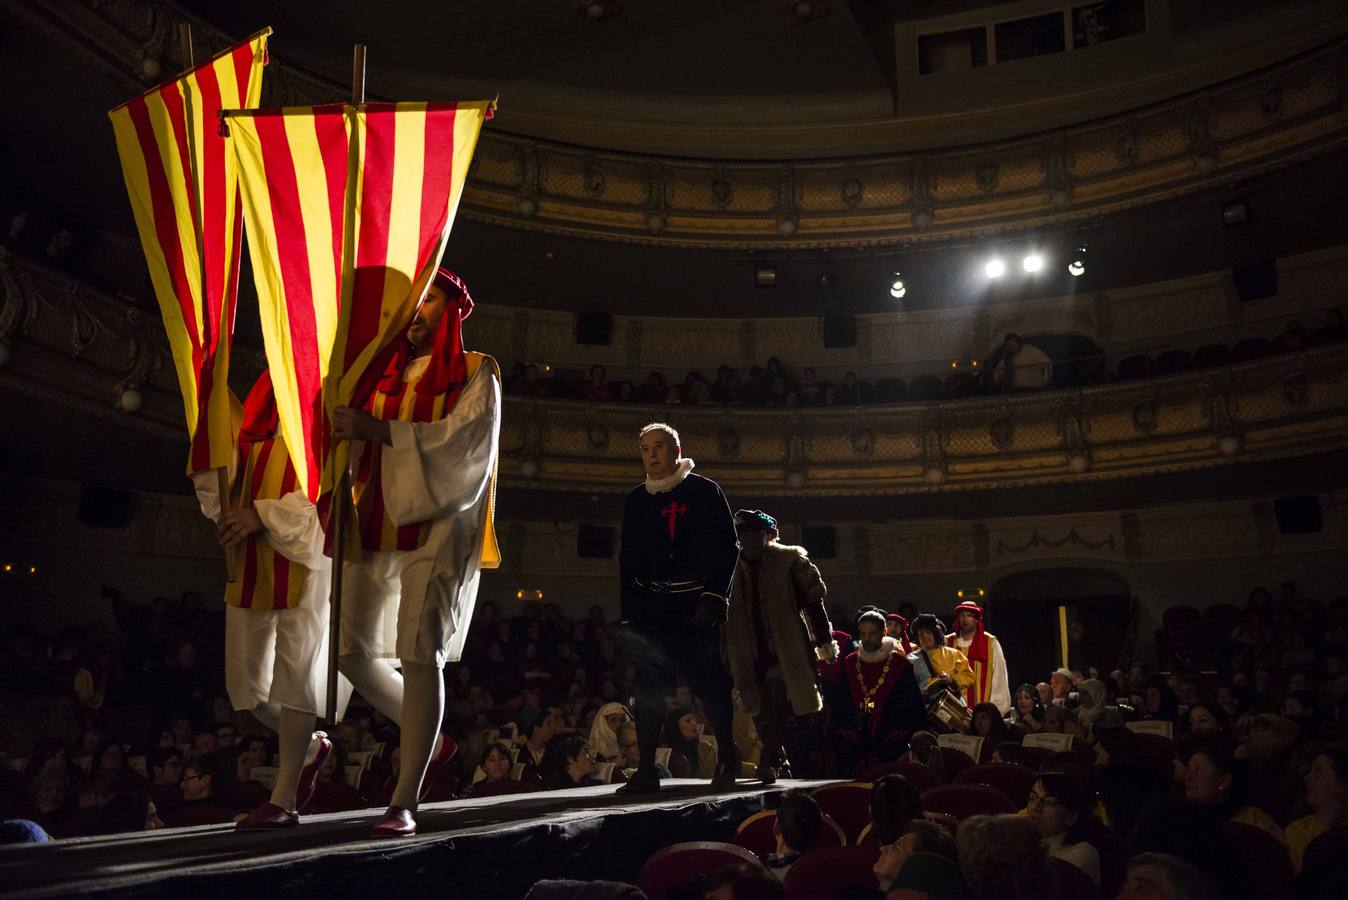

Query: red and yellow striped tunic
left=227, top=432, right=307, bottom=610
left=351, top=352, right=494, bottom=554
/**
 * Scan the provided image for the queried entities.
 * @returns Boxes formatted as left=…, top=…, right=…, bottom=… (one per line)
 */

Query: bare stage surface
left=1, top=778, right=833, bottom=898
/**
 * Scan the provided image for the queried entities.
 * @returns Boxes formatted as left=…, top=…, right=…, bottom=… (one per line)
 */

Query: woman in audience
left=21, top=771, right=70, bottom=836
left=1091, top=725, right=1140, bottom=766
left=663, top=706, right=715, bottom=777
left=957, top=814, right=1051, bottom=900
left=460, top=742, right=520, bottom=798
left=1076, top=678, right=1117, bottom=734
left=1285, top=747, right=1348, bottom=873
left=1185, top=700, right=1229, bottom=736
left=870, top=773, right=925, bottom=846
left=1027, top=773, right=1101, bottom=886
left=1141, top=682, right=1180, bottom=722
left=872, top=818, right=959, bottom=893
left=1006, top=683, right=1045, bottom=733
left=1181, top=737, right=1284, bottom=843
left=968, top=702, right=1007, bottom=753
left=91, top=738, right=144, bottom=791
left=588, top=701, right=632, bottom=762
left=539, top=734, right=601, bottom=791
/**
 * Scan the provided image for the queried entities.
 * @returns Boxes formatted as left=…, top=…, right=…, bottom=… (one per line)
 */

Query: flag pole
left=179, top=23, right=238, bottom=585
left=324, top=43, right=368, bottom=725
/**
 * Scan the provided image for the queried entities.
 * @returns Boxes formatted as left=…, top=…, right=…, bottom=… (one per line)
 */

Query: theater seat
left=1116, top=354, right=1153, bottom=381
left=636, top=842, right=765, bottom=900
left=811, top=782, right=872, bottom=843
left=734, top=810, right=778, bottom=859
left=1194, top=344, right=1231, bottom=368
left=858, top=760, right=944, bottom=792
left=1222, top=820, right=1291, bottom=900
left=1047, top=858, right=1104, bottom=900
left=920, top=784, right=1017, bottom=820
left=923, top=811, right=961, bottom=837
left=783, top=846, right=879, bottom=900
left=954, top=763, right=1037, bottom=808
left=1153, top=349, right=1193, bottom=375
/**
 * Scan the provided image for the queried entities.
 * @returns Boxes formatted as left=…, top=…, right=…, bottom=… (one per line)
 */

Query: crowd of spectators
left=4, top=579, right=1346, bottom=899
left=504, top=311, right=1346, bottom=409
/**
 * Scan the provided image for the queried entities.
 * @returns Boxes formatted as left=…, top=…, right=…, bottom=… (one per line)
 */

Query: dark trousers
left=621, top=618, right=735, bottom=776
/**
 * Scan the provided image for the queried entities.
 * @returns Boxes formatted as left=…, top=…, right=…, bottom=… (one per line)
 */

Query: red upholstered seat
left=939, top=747, right=974, bottom=780
left=1047, top=858, right=1104, bottom=900
left=636, top=842, right=765, bottom=900
left=1222, top=820, right=1291, bottom=900
left=811, top=781, right=873, bottom=843
left=734, top=809, right=845, bottom=859
left=783, top=846, right=879, bottom=900
left=303, top=781, right=367, bottom=814
left=954, top=763, right=1037, bottom=808
left=1132, top=733, right=1175, bottom=770
left=920, top=784, right=1017, bottom=820
left=858, top=760, right=944, bottom=793
left=734, top=810, right=778, bottom=859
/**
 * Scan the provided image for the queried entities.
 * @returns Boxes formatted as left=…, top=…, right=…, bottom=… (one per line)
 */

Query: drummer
left=908, top=614, right=976, bottom=698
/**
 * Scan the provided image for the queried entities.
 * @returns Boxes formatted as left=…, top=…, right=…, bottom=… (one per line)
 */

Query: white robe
left=955, top=632, right=1012, bottom=715
left=342, top=356, right=501, bottom=668
left=193, top=469, right=350, bottom=718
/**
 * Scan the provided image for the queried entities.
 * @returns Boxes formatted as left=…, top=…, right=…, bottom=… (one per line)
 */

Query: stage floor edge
left=0, top=778, right=836, bottom=899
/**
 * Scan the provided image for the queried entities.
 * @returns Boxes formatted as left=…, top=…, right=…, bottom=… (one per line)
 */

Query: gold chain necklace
left=855, top=652, right=894, bottom=715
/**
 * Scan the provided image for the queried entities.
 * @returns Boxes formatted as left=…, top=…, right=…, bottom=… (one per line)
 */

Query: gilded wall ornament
left=1132, top=399, right=1158, bottom=432
left=975, top=162, right=999, bottom=192
left=710, top=177, right=733, bottom=208
left=840, top=176, right=864, bottom=207
left=717, top=427, right=741, bottom=457
left=1283, top=373, right=1309, bottom=406
left=989, top=417, right=1014, bottom=450
left=1259, top=84, right=1283, bottom=116
left=1115, top=131, right=1139, bottom=166
left=582, top=161, right=606, bottom=198
left=586, top=422, right=610, bottom=450
left=851, top=427, right=875, bottom=455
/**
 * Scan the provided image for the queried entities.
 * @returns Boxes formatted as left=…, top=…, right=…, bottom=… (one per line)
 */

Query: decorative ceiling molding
left=10, top=0, right=1348, bottom=249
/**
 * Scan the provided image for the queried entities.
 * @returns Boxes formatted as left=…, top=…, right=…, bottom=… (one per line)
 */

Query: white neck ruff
left=645, top=457, right=695, bottom=494
left=859, top=636, right=897, bottom=664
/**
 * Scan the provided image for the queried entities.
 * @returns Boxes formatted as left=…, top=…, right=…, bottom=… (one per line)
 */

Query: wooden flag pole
left=324, top=44, right=368, bottom=724
left=179, top=23, right=238, bottom=584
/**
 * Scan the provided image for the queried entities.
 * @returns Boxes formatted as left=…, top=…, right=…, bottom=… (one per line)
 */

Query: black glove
left=692, top=593, right=728, bottom=629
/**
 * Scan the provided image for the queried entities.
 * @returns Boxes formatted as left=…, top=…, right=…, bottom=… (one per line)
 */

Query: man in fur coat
left=724, top=509, right=839, bottom=783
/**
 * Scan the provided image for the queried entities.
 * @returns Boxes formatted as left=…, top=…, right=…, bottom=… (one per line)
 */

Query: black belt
left=634, top=579, right=706, bottom=595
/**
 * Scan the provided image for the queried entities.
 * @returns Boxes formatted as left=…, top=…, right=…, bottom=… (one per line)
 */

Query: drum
left=927, top=688, right=973, bottom=734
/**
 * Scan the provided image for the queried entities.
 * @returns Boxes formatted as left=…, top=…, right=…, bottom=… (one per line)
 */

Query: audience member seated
left=589, top=702, right=633, bottom=763
left=764, top=790, right=823, bottom=881
left=518, top=705, right=564, bottom=771
left=1006, top=684, right=1045, bottom=734
left=869, top=774, right=925, bottom=848
left=701, top=864, right=785, bottom=900
left=1027, top=773, right=1101, bottom=887
left=539, top=734, right=602, bottom=791
left=664, top=706, right=716, bottom=778
left=304, top=744, right=366, bottom=814
left=872, top=818, right=960, bottom=894
left=1116, top=852, right=1220, bottom=900
left=967, top=703, right=1007, bottom=761
left=1180, top=736, right=1284, bottom=844
left=956, top=814, right=1054, bottom=900
left=1285, top=748, right=1347, bottom=874
left=162, top=755, right=237, bottom=827
left=615, top=722, right=671, bottom=782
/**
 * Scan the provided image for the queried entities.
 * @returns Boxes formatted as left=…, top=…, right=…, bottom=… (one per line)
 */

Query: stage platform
left=1, top=778, right=832, bottom=898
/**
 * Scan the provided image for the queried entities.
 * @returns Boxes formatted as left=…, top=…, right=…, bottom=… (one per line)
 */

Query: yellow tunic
left=1285, top=813, right=1329, bottom=873
left=918, top=644, right=976, bottom=693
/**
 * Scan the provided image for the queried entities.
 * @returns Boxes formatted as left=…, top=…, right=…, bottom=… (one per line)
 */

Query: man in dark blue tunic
left=616, top=422, right=740, bottom=794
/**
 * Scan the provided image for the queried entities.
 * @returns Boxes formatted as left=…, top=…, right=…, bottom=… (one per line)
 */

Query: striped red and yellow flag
left=108, top=30, right=270, bottom=474
left=225, top=100, right=492, bottom=501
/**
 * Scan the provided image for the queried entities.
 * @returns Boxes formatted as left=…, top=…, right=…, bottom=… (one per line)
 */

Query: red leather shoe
left=371, top=805, right=416, bottom=838
left=295, top=732, right=331, bottom=812
left=235, top=802, right=299, bottom=832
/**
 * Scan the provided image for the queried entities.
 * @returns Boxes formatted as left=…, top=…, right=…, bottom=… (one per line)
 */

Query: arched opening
left=990, top=567, right=1134, bottom=686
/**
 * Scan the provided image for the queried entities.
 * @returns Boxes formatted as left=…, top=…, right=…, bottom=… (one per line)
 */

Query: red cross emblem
left=661, top=501, right=688, bottom=542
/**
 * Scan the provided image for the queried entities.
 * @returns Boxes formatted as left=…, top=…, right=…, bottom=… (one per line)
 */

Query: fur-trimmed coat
left=724, top=542, right=832, bottom=716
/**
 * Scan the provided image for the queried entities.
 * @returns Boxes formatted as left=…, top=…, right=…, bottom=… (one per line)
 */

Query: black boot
left=755, top=746, right=782, bottom=785
left=710, top=750, right=740, bottom=793
left=616, top=766, right=662, bottom=795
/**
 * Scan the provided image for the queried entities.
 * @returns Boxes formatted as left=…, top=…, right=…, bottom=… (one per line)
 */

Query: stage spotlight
left=1022, top=253, right=1044, bottom=273
left=984, top=258, right=1006, bottom=279
left=889, top=272, right=906, bottom=299
left=1068, top=243, right=1089, bottom=277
